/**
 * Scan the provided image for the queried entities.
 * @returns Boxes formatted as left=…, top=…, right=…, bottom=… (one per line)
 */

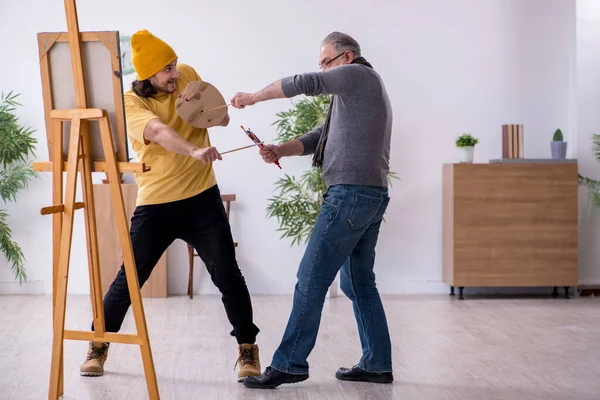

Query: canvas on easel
left=32, top=1, right=160, bottom=399
left=37, top=31, right=128, bottom=163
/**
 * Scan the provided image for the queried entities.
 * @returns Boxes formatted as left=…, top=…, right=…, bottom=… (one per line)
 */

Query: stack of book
left=502, top=124, right=524, bottom=158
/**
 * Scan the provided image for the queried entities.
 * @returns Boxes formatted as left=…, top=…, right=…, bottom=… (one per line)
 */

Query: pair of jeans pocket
left=347, top=192, right=387, bottom=231
left=321, top=194, right=341, bottom=221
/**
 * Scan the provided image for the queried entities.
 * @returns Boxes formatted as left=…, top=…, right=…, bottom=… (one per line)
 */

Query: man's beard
left=152, top=78, right=177, bottom=93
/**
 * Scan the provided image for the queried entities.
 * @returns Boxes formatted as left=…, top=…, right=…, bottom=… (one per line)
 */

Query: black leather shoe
left=335, top=365, right=393, bottom=383
left=243, top=366, right=309, bottom=389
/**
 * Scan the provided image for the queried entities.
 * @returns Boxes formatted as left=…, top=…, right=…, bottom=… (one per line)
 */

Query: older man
left=231, top=31, right=394, bottom=388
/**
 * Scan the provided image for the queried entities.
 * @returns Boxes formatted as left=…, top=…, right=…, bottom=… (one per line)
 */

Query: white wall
left=0, top=0, right=579, bottom=295
left=577, top=0, right=600, bottom=285
left=517, top=1, right=577, bottom=157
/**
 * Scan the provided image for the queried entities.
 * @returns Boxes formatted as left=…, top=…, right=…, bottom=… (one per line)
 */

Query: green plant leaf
left=591, top=133, right=600, bottom=163
left=0, top=209, right=26, bottom=283
left=271, top=95, right=332, bottom=144
left=0, top=91, right=39, bottom=282
left=553, top=129, right=563, bottom=142
left=455, top=133, right=479, bottom=147
left=388, top=171, right=400, bottom=188
left=579, top=174, right=600, bottom=207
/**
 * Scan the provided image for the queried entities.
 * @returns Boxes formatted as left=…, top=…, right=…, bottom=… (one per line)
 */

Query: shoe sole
left=237, top=375, right=258, bottom=383
left=243, top=375, right=308, bottom=389
left=80, top=371, right=103, bottom=377
left=237, top=371, right=261, bottom=383
left=335, top=374, right=393, bottom=384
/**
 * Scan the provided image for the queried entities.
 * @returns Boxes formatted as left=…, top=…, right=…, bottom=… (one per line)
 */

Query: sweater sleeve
left=297, top=123, right=324, bottom=156
left=281, top=65, right=363, bottom=98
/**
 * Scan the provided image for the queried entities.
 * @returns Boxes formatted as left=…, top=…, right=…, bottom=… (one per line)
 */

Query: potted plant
left=579, top=133, right=600, bottom=206
left=455, top=133, right=479, bottom=163
left=551, top=129, right=567, bottom=159
left=0, top=91, right=38, bottom=283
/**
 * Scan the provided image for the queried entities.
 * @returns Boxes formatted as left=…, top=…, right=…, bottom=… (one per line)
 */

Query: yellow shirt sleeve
left=124, top=93, right=158, bottom=146
left=181, top=63, right=201, bottom=80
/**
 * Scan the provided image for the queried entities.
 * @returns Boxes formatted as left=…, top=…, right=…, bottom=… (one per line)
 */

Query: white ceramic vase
left=457, top=146, right=475, bottom=163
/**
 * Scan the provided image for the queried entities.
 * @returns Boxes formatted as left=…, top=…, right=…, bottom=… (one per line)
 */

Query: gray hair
left=321, top=31, right=361, bottom=57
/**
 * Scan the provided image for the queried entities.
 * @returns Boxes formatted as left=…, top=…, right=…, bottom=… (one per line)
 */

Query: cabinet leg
left=450, top=286, right=455, bottom=296
left=458, top=287, right=464, bottom=300
left=552, top=286, right=559, bottom=298
left=564, top=286, right=570, bottom=299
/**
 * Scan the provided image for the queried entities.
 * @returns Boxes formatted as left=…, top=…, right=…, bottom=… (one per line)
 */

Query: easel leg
left=48, top=118, right=82, bottom=400
left=79, top=125, right=106, bottom=336
left=98, top=115, right=160, bottom=399
left=51, top=120, right=64, bottom=396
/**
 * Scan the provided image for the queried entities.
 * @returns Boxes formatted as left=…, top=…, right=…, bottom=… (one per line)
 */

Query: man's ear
left=346, top=51, right=354, bottom=64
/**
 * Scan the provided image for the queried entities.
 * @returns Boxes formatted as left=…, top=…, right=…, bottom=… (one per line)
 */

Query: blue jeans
left=270, top=184, right=392, bottom=374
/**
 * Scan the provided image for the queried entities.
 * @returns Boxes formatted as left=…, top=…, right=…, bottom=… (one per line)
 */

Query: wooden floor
left=1, top=294, right=599, bottom=400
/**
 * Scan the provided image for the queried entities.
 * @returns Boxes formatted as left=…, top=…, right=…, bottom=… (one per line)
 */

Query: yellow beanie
left=131, top=29, right=178, bottom=81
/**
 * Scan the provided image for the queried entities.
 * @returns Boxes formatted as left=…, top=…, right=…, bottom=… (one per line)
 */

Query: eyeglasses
left=319, top=51, right=349, bottom=69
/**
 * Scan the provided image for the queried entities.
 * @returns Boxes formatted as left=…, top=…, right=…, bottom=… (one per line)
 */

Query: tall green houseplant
left=0, top=91, right=38, bottom=282
left=579, top=133, right=600, bottom=206
left=266, top=95, right=397, bottom=246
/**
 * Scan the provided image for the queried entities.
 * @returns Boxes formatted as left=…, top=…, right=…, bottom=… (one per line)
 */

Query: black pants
left=92, top=184, right=260, bottom=344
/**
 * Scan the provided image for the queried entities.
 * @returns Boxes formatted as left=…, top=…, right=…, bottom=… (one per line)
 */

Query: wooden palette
left=175, top=80, right=227, bottom=128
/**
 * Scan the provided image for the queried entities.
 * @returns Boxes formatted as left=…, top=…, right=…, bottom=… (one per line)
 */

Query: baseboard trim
left=577, top=283, right=600, bottom=297
left=0, top=280, right=44, bottom=295
left=4, top=279, right=599, bottom=297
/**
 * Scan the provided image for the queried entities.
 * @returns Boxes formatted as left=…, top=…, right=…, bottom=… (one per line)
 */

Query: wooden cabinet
left=442, top=163, right=578, bottom=299
left=94, top=183, right=167, bottom=298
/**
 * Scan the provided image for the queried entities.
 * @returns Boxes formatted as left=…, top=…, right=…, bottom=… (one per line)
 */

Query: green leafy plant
left=455, top=133, right=479, bottom=147
left=266, top=95, right=398, bottom=246
left=553, top=129, right=564, bottom=142
left=0, top=91, right=38, bottom=282
left=578, top=134, right=600, bottom=207
left=272, top=95, right=332, bottom=144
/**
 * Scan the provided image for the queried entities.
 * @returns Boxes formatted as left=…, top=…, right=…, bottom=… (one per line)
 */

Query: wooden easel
left=32, top=1, right=160, bottom=399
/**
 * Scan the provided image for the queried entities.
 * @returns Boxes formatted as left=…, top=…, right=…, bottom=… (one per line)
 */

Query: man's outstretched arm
left=144, top=118, right=222, bottom=163
left=230, top=80, right=285, bottom=108
left=230, top=66, right=359, bottom=109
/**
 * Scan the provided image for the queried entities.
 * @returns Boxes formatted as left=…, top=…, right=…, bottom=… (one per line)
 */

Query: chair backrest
left=221, top=194, right=236, bottom=220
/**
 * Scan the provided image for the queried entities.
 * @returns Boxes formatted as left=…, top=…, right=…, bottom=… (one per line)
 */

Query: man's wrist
left=279, top=140, right=300, bottom=157
left=280, top=142, right=291, bottom=157
left=188, top=146, right=201, bottom=158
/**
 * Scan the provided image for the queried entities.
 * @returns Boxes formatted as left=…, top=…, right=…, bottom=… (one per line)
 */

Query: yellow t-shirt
left=124, top=63, right=217, bottom=206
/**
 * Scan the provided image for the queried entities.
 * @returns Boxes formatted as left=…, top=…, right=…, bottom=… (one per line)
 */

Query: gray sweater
left=281, top=64, right=392, bottom=188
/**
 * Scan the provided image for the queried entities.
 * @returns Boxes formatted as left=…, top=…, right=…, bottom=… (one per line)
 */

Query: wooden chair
left=187, top=194, right=237, bottom=299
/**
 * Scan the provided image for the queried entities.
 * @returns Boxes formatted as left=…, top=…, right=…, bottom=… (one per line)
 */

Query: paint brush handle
left=221, top=142, right=263, bottom=155
left=205, top=103, right=231, bottom=112
left=240, top=126, right=282, bottom=169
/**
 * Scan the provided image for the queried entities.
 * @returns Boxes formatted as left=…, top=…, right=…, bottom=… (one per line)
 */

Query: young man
left=80, top=29, right=261, bottom=382
left=230, top=31, right=394, bottom=388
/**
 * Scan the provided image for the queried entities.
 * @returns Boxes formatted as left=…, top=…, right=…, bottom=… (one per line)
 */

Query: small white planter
left=457, top=146, right=475, bottom=163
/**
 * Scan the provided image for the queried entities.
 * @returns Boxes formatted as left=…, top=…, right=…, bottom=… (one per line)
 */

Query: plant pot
left=551, top=141, right=567, bottom=159
left=457, top=146, right=475, bottom=163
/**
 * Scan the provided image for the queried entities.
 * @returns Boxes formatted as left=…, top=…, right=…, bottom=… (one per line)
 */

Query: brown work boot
left=235, top=344, right=261, bottom=382
left=80, top=341, right=109, bottom=377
